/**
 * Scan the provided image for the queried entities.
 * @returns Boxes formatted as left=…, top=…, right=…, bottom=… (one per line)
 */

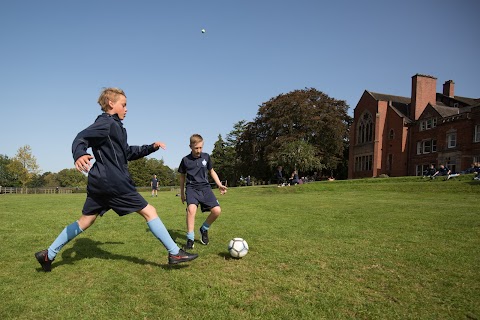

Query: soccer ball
left=228, top=238, right=249, bottom=258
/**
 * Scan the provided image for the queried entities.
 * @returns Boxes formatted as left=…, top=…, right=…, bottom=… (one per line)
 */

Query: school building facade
left=348, top=74, right=480, bottom=179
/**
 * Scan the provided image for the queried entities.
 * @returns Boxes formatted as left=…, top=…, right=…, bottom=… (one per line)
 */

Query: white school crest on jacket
left=202, top=159, right=207, bottom=166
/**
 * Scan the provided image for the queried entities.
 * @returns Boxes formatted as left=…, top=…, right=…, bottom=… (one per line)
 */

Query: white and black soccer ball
left=228, top=238, right=249, bottom=258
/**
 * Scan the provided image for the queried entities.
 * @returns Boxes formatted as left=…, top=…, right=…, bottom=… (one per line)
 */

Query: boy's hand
left=75, top=154, right=94, bottom=173
left=153, top=142, right=166, bottom=150
left=219, top=185, right=228, bottom=195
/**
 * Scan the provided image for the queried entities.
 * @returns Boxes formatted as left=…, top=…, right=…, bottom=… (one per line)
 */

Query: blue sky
left=1, top=0, right=479, bottom=174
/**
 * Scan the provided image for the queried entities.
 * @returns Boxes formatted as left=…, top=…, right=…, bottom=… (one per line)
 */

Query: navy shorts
left=186, top=188, right=219, bottom=212
left=82, top=192, right=148, bottom=216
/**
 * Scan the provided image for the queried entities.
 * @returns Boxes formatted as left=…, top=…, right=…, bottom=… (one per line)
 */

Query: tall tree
left=7, top=145, right=40, bottom=187
left=212, top=121, right=249, bottom=187
left=239, top=88, right=351, bottom=181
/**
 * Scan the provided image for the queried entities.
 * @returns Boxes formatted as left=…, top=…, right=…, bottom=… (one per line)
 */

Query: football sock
left=147, top=217, right=179, bottom=255
left=187, top=231, right=194, bottom=241
left=47, top=221, right=83, bottom=260
left=201, top=222, right=210, bottom=232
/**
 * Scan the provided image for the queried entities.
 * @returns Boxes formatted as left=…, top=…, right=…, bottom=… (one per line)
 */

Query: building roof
left=367, top=90, right=479, bottom=121
left=368, top=91, right=411, bottom=105
left=430, top=104, right=459, bottom=117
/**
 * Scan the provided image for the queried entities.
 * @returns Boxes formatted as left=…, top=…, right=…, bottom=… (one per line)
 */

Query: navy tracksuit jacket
left=72, top=113, right=156, bottom=196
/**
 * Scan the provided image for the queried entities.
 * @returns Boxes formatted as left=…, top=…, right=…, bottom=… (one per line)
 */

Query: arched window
left=357, top=112, right=374, bottom=144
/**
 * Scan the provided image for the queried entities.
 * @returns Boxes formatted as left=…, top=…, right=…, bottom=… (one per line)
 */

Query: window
left=447, top=132, right=457, bottom=148
left=354, top=154, right=373, bottom=172
left=389, top=129, right=395, bottom=140
left=424, top=140, right=431, bottom=153
left=357, top=112, right=373, bottom=144
left=419, top=118, right=437, bottom=131
left=387, top=154, right=393, bottom=171
left=475, top=125, right=480, bottom=142
left=417, top=139, right=437, bottom=154
left=420, top=121, right=426, bottom=131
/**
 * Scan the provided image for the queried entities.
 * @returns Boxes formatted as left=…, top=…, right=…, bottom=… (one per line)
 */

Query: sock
left=47, top=221, right=83, bottom=260
left=201, top=222, right=210, bottom=232
left=186, top=231, right=194, bottom=241
left=147, top=217, right=179, bottom=255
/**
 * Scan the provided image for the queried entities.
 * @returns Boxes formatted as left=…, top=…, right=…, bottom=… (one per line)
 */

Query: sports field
left=1, top=176, right=479, bottom=319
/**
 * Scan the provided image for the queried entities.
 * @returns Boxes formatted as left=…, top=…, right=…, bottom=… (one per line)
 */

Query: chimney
left=411, top=74, right=437, bottom=121
left=443, top=80, right=455, bottom=97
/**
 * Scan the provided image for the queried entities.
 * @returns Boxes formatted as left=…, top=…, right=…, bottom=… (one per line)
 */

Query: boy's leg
left=200, top=206, right=221, bottom=245
left=139, top=204, right=179, bottom=254
left=138, top=204, right=198, bottom=264
left=186, top=204, right=197, bottom=241
left=35, top=214, right=97, bottom=272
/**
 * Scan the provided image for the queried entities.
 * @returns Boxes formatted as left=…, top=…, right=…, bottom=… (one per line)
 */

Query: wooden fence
left=0, top=187, right=73, bottom=194
left=0, top=186, right=180, bottom=195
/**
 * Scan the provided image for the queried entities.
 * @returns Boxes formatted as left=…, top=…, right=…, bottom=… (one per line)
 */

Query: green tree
left=239, top=88, right=351, bottom=181
left=212, top=121, right=249, bottom=187
left=56, top=168, right=88, bottom=187
left=211, top=134, right=231, bottom=185
left=268, top=139, right=322, bottom=174
left=128, top=158, right=174, bottom=187
left=0, top=154, right=15, bottom=187
left=7, top=145, right=40, bottom=187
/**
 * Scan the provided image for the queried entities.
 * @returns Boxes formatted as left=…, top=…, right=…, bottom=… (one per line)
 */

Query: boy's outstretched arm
left=126, top=141, right=166, bottom=161
left=209, top=168, right=228, bottom=195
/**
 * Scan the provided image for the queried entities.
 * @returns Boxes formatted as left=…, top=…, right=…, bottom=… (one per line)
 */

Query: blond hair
left=189, top=134, right=204, bottom=146
left=97, top=88, right=126, bottom=112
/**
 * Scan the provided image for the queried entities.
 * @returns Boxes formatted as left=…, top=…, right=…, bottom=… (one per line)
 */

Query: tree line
left=1, top=88, right=351, bottom=188
left=0, top=146, right=177, bottom=189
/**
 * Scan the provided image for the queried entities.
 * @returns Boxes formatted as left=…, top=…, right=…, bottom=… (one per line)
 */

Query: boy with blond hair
left=178, top=134, right=227, bottom=249
left=35, top=88, right=197, bottom=271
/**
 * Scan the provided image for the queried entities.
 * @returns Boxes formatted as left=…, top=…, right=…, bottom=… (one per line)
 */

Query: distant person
left=151, top=174, right=159, bottom=197
left=289, top=170, right=299, bottom=185
left=35, top=87, right=197, bottom=272
left=432, top=164, right=459, bottom=180
left=464, top=162, right=480, bottom=180
left=276, top=166, right=284, bottom=187
left=178, top=134, right=228, bottom=250
left=423, top=164, right=437, bottom=178
left=246, top=175, right=251, bottom=186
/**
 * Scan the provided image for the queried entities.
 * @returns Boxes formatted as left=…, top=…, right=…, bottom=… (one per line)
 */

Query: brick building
left=348, top=74, right=480, bottom=179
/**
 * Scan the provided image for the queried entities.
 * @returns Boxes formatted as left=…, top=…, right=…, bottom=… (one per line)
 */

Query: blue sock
left=186, top=231, right=194, bottom=241
left=147, top=217, right=179, bottom=255
left=201, top=222, right=210, bottom=232
left=48, top=221, right=83, bottom=260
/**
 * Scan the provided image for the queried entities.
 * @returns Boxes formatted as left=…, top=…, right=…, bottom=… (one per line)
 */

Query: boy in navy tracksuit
left=35, top=88, right=197, bottom=271
left=178, top=134, right=227, bottom=250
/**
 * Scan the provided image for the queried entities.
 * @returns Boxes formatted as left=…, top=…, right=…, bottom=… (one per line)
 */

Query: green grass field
left=1, top=176, right=479, bottom=319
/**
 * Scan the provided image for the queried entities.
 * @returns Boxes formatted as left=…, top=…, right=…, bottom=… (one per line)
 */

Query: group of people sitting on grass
left=423, top=163, right=480, bottom=180
left=276, top=166, right=303, bottom=187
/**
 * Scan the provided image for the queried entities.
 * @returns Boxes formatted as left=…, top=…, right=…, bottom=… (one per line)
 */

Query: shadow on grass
left=37, top=236, right=193, bottom=272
